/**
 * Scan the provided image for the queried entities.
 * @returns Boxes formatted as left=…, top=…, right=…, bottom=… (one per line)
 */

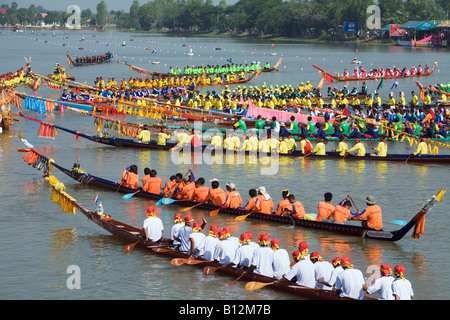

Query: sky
left=2, top=0, right=239, bottom=12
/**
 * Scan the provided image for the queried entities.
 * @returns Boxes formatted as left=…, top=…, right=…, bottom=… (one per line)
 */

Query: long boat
left=66, top=51, right=114, bottom=67
left=41, top=173, right=370, bottom=300
left=18, top=146, right=442, bottom=242
left=21, top=115, right=450, bottom=165
left=312, top=60, right=438, bottom=82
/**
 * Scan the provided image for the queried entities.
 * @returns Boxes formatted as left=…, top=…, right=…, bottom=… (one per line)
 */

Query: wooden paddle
left=122, top=190, right=140, bottom=200
left=156, top=168, right=192, bottom=205
left=170, top=258, right=207, bottom=266
left=151, top=247, right=172, bottom=253
left=209, top=208, right=221, bottom=216
left=245, top=281, right=276, bottom=291
left=123, top=240, right=140, bottom=252
left=235, top=212, right=252, bottom=221
left=202, top=265, right=226, bottom=276
left=180, top=202, right=203, bottom=212
left=348, top=195, right=360, bottom=213
left=225, top=270, right=248, bottom=286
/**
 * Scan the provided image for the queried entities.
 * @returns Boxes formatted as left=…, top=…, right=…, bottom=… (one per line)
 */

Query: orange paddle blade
left=245, top=281, right=276, bottom=291
left=203, top=266, right=218, bottom=276
left=235, top=213, right=251, bottom=221
left=185, top=259, right=207, bottom=265
left=123, top=241, right=139, bottom=252
left=170, top=258, right=185, bottom=266
left=209, top=209, right=220, bottom=216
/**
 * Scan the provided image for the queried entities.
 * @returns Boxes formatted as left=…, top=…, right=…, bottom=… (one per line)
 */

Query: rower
left=142, top=169, right=162, bottom=194
left=176, top=176, right=195, bottom=200
left=271, top=239, right=290, bottom=280
left=335, top=256, right=365, bottom=300
left=363, top=264, right=395, bottom=300
left=248, top=233, right=275, bottom=278
left=157, top=127, right=171, bottom=146
left=327, top=257, right=344, bottom=289
left=224, top=183, right=242, bottom=208
left=412, top=137, right=428, bottom=156
left=191, top=177, right=210, bottom=202
left=242, top=188, right=258, bottom=211
left=347, top=138, right=366, bottom=156
left=119, top=164, right=139, bottom=189
left=213, top=229, right=239, bottom=264
left=203, top=178, right=226, bottom=207
left=188, top=222, right=206, bottom=258
left=278, top=241, right=315, bottom=288
left=332, top=198, right=355, bottom=224
left=285, top=194, right=315, bottom=220
left=170, top=213, right=184, bottom=249
left=351, top=196, right=383, bottom=230
left=316, top=192, right=335, bottom=222
left=392, top=265, right=415, bottom=300
left=210, top=131, right=223, bottom=150
left=230, top=232, right=256, bottom=269
left=142, top=207, right=164, bottom=243
left=194, top=225, right=219, bottom=260
left=312, top=138, right=326, bottom=155
left=370, top=136, right=388, bottom=157
left=275, top=189, right=290, bottom=216
left=255, top=186, right=274, bottom=214
left=299, top=135, right=313, bottom=155
left=174, top=215, right=207, bottom=254
left=310, top=252, right=334, bottom=290
left=163, top=175, right=177, bottom=195
left=137, top=124, right=151, bottom=143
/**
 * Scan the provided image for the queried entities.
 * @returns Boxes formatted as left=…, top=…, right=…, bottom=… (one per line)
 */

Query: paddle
left=180, top=202, right=203, bottom=212
left=209, top=208, right=221, bottom=216
left=202, top=265, right=226, bottom=276
left=122, top=190, right=141, bottom=200
left=225, top=270, right=248, bottom=286
left=235, top=212, right=252, bottom=221
left=244, top=281, right=276, bottom=291
left=348, top=195, right=360, bottom=213
left=156, top=168, right=192, bottom=205
left=170, top=258, right=207, bottom=266
left=123, top=240, right=140, bottom=252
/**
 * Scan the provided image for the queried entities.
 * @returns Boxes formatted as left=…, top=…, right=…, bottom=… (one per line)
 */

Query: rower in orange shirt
left=242, top=189, right=258, bottom=211
left=351, top=196, right=383, bottom=230
left=224, top=183, right=242, bottom=208
left=332, top=199, right=354, bottom=223
left=316, top=192, right=335, bottom=221
left=203, top=179, right=227, bottom=207
left=284, top=194, right=306, bottom=219
left=163, top=175, right=177, bottom=195
left=255, top=186, right=274, bottom=214
left=142, top=169, right=163, bottom=194
left=176, top=176, right=196, bottom=200
left=119, top=164, right=139, bottom=189
left=275, top=190, right=290, bottom=216
left=191, top=178, right=210, bottom=202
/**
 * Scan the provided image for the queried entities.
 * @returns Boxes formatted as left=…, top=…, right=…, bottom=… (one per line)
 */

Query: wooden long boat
left=67, top=51, right=114, bottom=67
left=41, top=176, right=368, bottom=300
left=312, top=60, right=437, bottom=82
left=19, top=146, right=441, bottom=243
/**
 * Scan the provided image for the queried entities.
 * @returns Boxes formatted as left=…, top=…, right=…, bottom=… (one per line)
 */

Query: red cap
left=394, top=265, right=406, bottom=279
left=310, top=251, right=322, bottom=261
left=174, top=213, right=183, bottom=223
left=298, top=241, right=308, bottom=251
left=192, top=222, right=202, bottom=232
left=332, top=257, right=341, bottom=266
left=184, top=215, right=194, bottom=222
left=380, top=263, right=392, bottom=276
left=341, top=256, right=353, bottom=268
left=218, top=230, right=228, bottom=240
left=146, top=207, right=156, bottom=216
left=257, top=233, right=270, bottom=245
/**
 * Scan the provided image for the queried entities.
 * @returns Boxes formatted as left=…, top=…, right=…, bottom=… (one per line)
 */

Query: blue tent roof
left=400, top=21, right=436, bottom=30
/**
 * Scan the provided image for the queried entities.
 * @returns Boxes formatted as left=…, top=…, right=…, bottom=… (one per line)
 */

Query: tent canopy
left=400, top=21, right=436, bottom=30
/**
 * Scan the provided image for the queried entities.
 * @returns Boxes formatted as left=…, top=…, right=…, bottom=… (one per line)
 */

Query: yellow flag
left=435, top=189, right=447, bottom=203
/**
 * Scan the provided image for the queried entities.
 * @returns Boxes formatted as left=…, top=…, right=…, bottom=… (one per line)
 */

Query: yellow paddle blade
left=435, top=189, right=447, bottom=203
left=245, top=281, right=275, bottom=292
left=209, top=209, right=220, bottom=216
left=235, top=213, right=251, bottom=221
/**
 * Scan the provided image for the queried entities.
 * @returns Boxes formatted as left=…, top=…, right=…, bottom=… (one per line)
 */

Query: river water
left=1, top=29, right=449, bottom=301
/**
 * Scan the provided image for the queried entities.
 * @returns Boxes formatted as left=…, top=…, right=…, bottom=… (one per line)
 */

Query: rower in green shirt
left=307, top=116, right=316, bottom=135
left=340, top=119, right=351, bottom=135
left=289, top=116, right=299, bottom=133
left=255, top=115, right=266, bottom=130
left=234, top=116, right=247, bottom=132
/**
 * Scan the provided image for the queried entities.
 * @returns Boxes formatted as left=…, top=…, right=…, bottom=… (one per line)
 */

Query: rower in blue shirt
left=60, top=89, right=69, bottom=101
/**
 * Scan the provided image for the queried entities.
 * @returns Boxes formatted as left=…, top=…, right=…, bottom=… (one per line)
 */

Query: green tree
left=96, top=0, right=108, bottom=26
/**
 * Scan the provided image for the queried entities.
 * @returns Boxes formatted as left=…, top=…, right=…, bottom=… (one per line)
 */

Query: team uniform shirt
left=312, top=142, right=326, bottom=155
left=137, top=129, right=151, bottom=143
left=335, top=268, right=366, bottom=300
left=208, top=187, right=227, bottom=207
left=373, top=141, right=388, bottom=157
left=176, top=182, right=195, bottom=200
left=142, top=176, right=162, bottom=194
left=177, top=225, right=193, bottom=253
left=211, top=135, right=223, bottom=150
left=284, top=257, right=316, bottom=288
left=197, top=235, right=219, bottom=261
left=189, top=232, right=206, bottom=257
left=251, top=246, right=275, bottom=278
left=191, top=186, right=210, bottom=202
left=366, top=276, right=395, bottom=300
left=157, top=132, right=171, bottom=146
left=336, top=141, right=348, bottom=156
left=316, top=202, right=335, bottom=221
left=353, top=204, right=383, bottom=230
left=142, top=216, right=164, bottom=242
left=275, top=199, right=290, bottom=216
left=392, top=278, right=414, bottom=300
left=231, top=243, right=255, bottom=268
left=255, top=195, right=274, bottom=214
left=414, top=141, right=428, bottom=155
left=272, top=249, right=291, bottom=279
left=163, top=180, right=177, bottom=195
left=213, top=238, right=239, bottom=264
left=348, top=142, right=366, bottom=156
left=225, top=191, right=242, bottom=208
left=170, top=222, right=184, bottom=247
left=243, top=197, right=259, bottom=211
left=328, top=265, right=344, bottom=287
left=332, top=205, right=353, bottom=223
left=313, top=261, right=335, bottom=290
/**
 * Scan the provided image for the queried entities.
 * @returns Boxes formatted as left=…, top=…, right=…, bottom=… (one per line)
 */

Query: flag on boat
left=251, top=49, right=256, bottom=54
left=93, top=193, right=99, bottom=205
left=377, top=76, right=385, bottom=90
left=227, top=58, right=232, bottom=63
left=342, top=107, right=352, bottom=118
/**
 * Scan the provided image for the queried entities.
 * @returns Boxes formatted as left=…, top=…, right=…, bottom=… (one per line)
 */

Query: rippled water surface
left=1, top=29, right=449, bottom=300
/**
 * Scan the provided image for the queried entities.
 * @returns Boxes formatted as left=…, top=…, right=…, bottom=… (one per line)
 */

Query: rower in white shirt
left=230, top=232, right=256, bottom=268
left=327, top=257, right=344, bottom=289
left=142, top=207, right=164, bottom=243
left=391, top=264, right=415, bottom=300
left=213, top=230, right=240, bottom=264
left=335, top=256, right=366, bottom=300
left=363, top=264, right=395, bottom=300
left=270, top=239, right=290, bottom=280
left=169, top=213, right=184, bottom=248
left=310, top=251, right=335, bottom=290
left=279, top=241, right=315, bottom=288
left=195, top=225, right=219, bottom=260
left=189, top=222, right=205, bottom=258
left=248, top=233, right=275, bottom=278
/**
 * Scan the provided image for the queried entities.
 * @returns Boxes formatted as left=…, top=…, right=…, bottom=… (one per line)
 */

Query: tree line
left=1, top=0, right=448, bottom=38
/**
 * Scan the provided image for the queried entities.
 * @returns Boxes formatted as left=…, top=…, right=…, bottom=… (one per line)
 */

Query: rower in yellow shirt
left=312, top=139, right=326, bottom=155
left=370, top=136, right=388, bottom=157
left=413, top=138, right=428, bottom=156
left=332, top=136, right=348, bottom=156
left=347, top=138, right=366, bottom=156
left=137, top=125, right=151, bottom=143
left=157, top=128, right=171, bottom=146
